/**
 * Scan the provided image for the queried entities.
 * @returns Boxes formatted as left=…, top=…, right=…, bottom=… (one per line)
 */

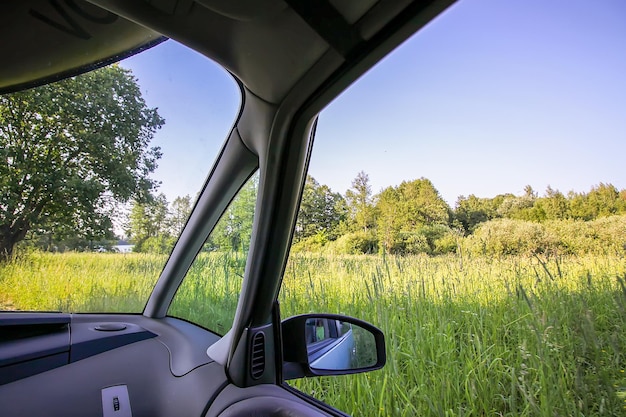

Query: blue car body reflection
left=305, top=318, right=356, bottom=371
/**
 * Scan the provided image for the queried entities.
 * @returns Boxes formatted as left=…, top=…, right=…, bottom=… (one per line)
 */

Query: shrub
left=291, top=232, right=329, bottom=253
left=464, top=218, right=558, bottom=256
left=462, top=215, right=626, bottom=256
left=330, top=231, right=378, bottom=255
left=547, top=215, right=626, bottom=255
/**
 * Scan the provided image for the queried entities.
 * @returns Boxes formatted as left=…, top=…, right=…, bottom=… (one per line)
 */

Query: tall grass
left=0, top=251, right=164, bottom=312
left=1, top=251, right=626, bottom=416
left=280, top=253, right=626, bottom=416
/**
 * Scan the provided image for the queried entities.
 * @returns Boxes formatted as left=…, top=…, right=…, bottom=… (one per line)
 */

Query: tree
left=295, top=175, right=346, bottom=241
left=345, top=171, right=376, bottom=232
left=454, top=195, right=492, bottom=233
left=569, top=183, right=625, bottom=220
left=537, top=186, right=569, bottom=220
left=209, top=175, right=258, bottom=252
left=376, top=178, right=451, bottom=254
left=169, top=195, right=193, bottom=236
left=127, top=193, right=170, bottom=251
left=0, top=65, right=164, bottom=260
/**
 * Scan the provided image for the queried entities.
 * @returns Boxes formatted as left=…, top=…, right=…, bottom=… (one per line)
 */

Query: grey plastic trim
left=0, top=312, right=70, bottom=326
left=207, top=329, right=231, bottom=366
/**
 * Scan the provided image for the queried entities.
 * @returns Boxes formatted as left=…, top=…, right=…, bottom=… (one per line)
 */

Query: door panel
left=206, top=384, right=335, bottom=417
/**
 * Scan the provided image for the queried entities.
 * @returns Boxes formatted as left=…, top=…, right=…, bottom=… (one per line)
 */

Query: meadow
left=1, top=251, right=626, bottom=416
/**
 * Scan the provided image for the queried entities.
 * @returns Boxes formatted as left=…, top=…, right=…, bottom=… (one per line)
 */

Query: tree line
left=132, top=171, right=625, bottom=257
left=2, top=65, right=624, bottom=259
left=291, top=172, right=626, bottom=257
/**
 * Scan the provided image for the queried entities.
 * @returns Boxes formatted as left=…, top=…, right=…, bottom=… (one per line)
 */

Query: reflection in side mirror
left=282, top=314, right=385, bottom=380
left=306, top=318, right=376, bottom=371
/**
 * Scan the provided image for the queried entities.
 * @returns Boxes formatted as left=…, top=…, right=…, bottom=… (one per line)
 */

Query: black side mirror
left=281, top=313, right=385, bottom=380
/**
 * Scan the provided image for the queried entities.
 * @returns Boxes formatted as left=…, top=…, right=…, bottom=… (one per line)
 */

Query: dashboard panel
left=0, top=314, right=227, bottom=417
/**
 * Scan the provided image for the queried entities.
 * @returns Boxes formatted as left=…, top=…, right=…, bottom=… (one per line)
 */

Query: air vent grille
left=250, top=331, right=266, bottom=380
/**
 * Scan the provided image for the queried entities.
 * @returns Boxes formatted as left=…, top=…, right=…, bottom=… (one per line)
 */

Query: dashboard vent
left=250, top=331, right=266, bottom=379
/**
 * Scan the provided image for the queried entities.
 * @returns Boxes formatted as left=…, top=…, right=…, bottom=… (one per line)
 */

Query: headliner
left=0, top=0, right=454, bottom=103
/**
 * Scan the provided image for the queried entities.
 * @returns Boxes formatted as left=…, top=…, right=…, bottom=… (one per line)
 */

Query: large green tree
left=127, top=193, right=170, bottom=251
left=169, top=195, right=193, bottom=237
left=569, top=183, right=626, bottom=220
left=0, top=65, right=164, bottom=260
left=455, top=195, right=492, bottom=233
left=295, top=175, right=346, bottom=241
left=376, top=178, right=451, bottom=254
left=345, top=171, right=376, bottom=233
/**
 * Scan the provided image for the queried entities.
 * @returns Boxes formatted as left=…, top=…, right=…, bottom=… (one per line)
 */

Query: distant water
left=113, top=244, right=134, bottom=253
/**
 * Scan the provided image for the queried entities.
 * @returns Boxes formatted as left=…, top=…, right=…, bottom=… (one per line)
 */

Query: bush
left=379, top=224, right=458, bottom=256
left=463, top=218, right=558, bottom=256
left=330, top=231, right=378, bottom=255
left=291, top=232, right=329, bottom=253
left=433, top=232, right=458, bottom=255
left=462, top=215, right=626, bottom=256
left=547, top=215, right=626, bottom=255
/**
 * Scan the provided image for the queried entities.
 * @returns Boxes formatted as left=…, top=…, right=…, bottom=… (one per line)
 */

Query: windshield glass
left=0, top=40, right=240, bottom=313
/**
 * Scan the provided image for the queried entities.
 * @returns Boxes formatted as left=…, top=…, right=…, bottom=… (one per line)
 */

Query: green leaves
left=376, top=178, right=452, bottom=254
left=0, top=65, right=164, bottom=258
left=295, top=175, right=346, bottom=241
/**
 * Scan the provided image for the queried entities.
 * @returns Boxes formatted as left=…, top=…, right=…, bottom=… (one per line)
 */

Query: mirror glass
left=305, top=317, right=377, bottom=371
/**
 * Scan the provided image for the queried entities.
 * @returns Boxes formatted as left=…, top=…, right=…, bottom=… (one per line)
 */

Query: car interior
left=0, top=1, right=456, bottom=416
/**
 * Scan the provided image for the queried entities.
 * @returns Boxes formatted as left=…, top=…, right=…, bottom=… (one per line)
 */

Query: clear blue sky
left=122, top=0, right=626, bottom=206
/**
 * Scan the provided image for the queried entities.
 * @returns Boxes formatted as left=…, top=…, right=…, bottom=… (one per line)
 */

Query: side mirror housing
left=281, top=313, right=385, bottom=380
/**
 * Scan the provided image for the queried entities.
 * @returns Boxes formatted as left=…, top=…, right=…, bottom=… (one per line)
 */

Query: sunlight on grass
left=1, top=251, right=626, bottom=416
left=0, top=251, right=164, bottom=312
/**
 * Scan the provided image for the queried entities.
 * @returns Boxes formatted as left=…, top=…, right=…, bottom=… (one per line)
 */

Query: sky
left=121, top=0, right=626, bottom=206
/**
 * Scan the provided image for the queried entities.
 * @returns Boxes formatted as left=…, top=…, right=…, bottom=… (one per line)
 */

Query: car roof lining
left=2, top=0, right=418, bottom=103
left=0, top=1, right=164, bottom=94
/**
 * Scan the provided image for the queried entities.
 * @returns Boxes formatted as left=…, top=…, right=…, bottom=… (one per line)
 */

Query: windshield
left=0, top=40, right=241, bottom=313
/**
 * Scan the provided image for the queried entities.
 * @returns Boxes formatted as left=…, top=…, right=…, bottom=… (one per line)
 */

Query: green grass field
left=1, top=251, right=626, bottom=416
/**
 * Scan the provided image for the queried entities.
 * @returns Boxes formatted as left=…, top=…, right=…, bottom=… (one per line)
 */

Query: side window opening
left=168, top=172, right=258, bottom=335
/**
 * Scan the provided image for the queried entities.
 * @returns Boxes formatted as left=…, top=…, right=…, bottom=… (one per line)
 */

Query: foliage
left=569, top=183, right=626, bottom=220
left=464, top=218, right=556, bottom=256
left=464, top=215, right=626, bottom=257
left=536, top=186, right=569, bottom=220
left=140, top=235, right=177, bottom=255
left=126, top=175, right=257, bottom=254
left=169, top=195, right=193, bottom=237
left=295, top=175, right=346, bottom=241
left=329, top=230, right=378, bottom=255
left=455, top=194, right=504, bottom=233
left=127, top=193, right=170, bottom=251
left=547, top=215, right=626, bottom=256
left=376, top=178, right=451, bottom=254
left=206, top=175, right=257, bottom=252
left=345, top=171, right=376, bottom=233
left=454, top=183, right=626, bottom=234
left=291, top=232, right=330, bottom=253
left=0, top=65, right=164, bottom=259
